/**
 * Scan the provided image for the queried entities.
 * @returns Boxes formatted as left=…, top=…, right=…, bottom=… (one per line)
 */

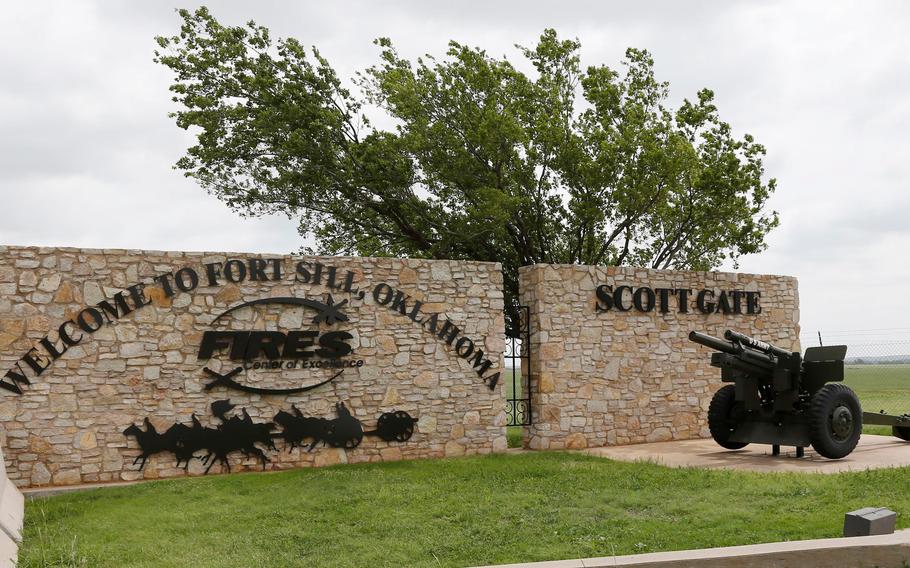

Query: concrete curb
left=0, top=450, right=23, bottom=568
left=22, top=479, right=143, bottom=499
left=473, top=529, right=910, bottom=568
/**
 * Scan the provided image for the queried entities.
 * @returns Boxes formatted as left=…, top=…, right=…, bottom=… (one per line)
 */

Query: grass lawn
left=19, top=451, right=910, bottom=568
left=845, top=364, right=910, bottom=415
left=844, top=364, right=910, bottom=435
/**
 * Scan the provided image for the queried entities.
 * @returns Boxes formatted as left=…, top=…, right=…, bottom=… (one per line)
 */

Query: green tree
left=155, top=7, right=778, bottom=305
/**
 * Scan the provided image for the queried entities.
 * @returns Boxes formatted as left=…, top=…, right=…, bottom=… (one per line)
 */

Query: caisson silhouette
left=123, top=400, right=417, bottom=473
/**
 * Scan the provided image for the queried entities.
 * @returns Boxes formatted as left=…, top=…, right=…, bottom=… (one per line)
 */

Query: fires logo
left=197, top=295, right=362, bottom=395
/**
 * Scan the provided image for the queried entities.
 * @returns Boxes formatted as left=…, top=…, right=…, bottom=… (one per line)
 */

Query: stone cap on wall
left=0, top=245, right=503, bottom=272
left=518, top=263, right=798, bottom=283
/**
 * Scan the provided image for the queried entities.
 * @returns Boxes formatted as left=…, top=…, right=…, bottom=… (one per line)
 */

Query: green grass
left=845, top=364, right=910, bottom=415
left=19, top=452, right=910, bottom=568
left=506, top=426, right=523, bottom=448
left=844, top=364, right=910, bottom=435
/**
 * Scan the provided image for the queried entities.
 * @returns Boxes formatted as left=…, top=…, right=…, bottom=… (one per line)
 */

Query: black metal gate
left=504, top=305, right=532, bottom=426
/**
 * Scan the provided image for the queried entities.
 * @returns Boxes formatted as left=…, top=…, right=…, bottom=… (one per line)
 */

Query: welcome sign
left=3, top=258, right=501, bottom=395
left=0, top=246, right=506, bottom=487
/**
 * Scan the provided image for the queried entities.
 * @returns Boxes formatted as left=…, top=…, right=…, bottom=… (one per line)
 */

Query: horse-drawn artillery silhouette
left=123, top=400, right=417, bottom=473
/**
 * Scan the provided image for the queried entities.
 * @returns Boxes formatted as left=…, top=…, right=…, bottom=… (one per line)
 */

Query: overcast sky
left=2, top=1, right=909, bottom=346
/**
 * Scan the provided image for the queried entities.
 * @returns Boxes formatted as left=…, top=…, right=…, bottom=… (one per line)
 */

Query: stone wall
left=0, top=246, right=802, bottom=485
left=519, top=264, right=799, bottom=450
left=0, top=246, right=507, bottom=488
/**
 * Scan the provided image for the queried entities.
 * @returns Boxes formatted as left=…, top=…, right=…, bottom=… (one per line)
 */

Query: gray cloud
left=1, top=0, right=909, bottom=339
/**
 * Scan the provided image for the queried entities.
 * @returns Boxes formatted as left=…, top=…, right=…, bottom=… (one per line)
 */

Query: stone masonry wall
left=519, top=264, right=799, bottom=450
left=0, top=246, right=506, bottom=488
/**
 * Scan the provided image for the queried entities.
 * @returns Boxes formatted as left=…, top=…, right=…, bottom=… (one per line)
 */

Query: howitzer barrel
left=688, top=331, right=739, bottom=355
left=724, top=330, right=792, bottom=359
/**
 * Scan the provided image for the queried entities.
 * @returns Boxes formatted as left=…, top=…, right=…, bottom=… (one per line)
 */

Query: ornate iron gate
left=504, top=305, right=532, bottom=426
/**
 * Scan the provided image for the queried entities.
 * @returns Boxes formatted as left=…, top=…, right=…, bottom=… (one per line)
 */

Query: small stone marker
left=843, top=507, right=896, bottom=537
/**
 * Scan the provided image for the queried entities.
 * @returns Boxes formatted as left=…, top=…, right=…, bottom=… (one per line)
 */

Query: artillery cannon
left=690, top=329, right=863, bottom=459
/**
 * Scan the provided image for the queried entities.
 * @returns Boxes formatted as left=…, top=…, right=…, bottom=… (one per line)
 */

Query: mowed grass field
left=843, top=364, right=910, bottom=435
left=844, top=364, right=910, bottom=414
left=19, top=451, right=910, bottom=568
left=19, top=366, right=910, bottom=566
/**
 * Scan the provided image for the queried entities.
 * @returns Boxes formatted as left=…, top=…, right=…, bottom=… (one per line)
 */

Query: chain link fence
left=802, top=329, right=910, bottom=423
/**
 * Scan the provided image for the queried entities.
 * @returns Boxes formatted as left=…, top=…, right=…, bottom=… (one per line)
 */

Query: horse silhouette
left=161, top=413, right=208, bottom=470
left=199, top=403, right=275, bottom=473
left=123, top=418, right=166, bottom=469
left=234, top=408, right=276, bottom=468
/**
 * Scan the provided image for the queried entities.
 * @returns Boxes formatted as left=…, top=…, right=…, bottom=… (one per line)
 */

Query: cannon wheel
left=708, top=385, right=748, bottom=450
left=378, top=411, right=416, bottom=442
left=893, top=426, right=910, bottom=441
left=809, top=383, right=862, bottom=459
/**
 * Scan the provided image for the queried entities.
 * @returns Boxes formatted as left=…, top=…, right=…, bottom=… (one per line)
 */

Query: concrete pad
left=583, top=434, right=910, bottom=473
left=474, top=529, right=910, bottom=568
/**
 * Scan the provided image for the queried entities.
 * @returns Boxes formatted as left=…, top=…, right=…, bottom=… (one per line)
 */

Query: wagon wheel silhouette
left=376, top=411, right=416, bottom=442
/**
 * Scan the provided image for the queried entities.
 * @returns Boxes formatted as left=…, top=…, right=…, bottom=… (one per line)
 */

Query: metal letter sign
left=595, top=284, right=762, bottom=315
left=3, top=258, right=502, bottom=396
left=124, top=401, right=418, bottom=473
left=197, top=295, right=357, bottom=395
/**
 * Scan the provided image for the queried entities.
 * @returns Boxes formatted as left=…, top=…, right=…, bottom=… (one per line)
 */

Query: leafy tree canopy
left=156, top=7, right=779, bottom=305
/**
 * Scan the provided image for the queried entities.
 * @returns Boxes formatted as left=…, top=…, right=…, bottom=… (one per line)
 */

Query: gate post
left=518, top=264, right=568, bottom=450
left=504, top=305, right=532, bottom=428
left=521, top=264, right=614, bottom=450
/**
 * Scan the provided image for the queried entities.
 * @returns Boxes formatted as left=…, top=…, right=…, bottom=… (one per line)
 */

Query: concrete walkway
left=584, top=434, right=910, bottom=473
left=21, top=479, right=143, bottom=499
left=473, top=529, right=910, bottom=568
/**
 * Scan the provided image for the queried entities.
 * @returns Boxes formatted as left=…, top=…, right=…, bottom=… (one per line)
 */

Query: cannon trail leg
left=772, top=444, right=780, bottom=456
left=796, top=446, right=805, bottom=458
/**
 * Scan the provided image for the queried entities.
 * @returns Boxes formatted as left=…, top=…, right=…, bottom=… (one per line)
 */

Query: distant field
left=844, top=364, right=910, bottom=414
left=844, top=364, right=910, bottom=435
